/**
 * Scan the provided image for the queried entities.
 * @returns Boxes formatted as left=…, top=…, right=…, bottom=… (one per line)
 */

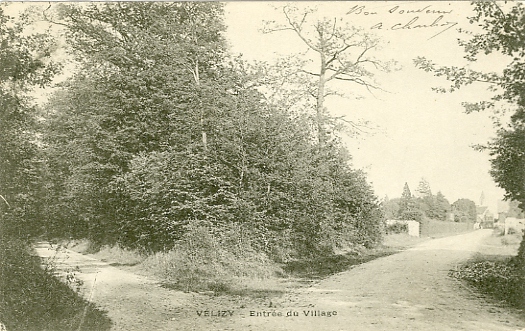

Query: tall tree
left=434, top=191, right=451, bottom=221
left=40, top=2, right=385, bottom=257
left=398, top=182, right=413, bottom=217
left=382, top=197, right=400, bottom=220
left=416, top=178, right=432, bottom=198
left=263, top=5, right=394, bottom=144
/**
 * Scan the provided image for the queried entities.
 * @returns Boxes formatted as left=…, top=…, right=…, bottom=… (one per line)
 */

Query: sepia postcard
left=1, top=2, right=524, bottom=331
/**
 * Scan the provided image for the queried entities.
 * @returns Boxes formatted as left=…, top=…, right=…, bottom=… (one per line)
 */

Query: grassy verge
left=382, top=233, right=429, bottom=249
left=282, top=246, right=398, bottom=279
left=450, top=231, right=525, bottom=311
left=0, top=238, right=112, bottom=331
left=282, top=233, right=429, bottom=279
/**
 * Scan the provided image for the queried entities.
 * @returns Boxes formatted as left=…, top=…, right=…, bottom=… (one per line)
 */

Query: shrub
left=514, top=232, right=525, bottom=270
left=141, top=222, right=281, bottom=292
left=450, top=260, right=525, bottom=309
left=385, top=222, right=408, bottom=235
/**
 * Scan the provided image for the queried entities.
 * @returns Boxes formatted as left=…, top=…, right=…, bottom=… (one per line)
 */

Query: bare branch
left=324, top=18, right=338, bottom=42
left=333, top=116, right=372, bottom=134
left=281, top=7, right=320, bottom=53
left=325, top=44, right=353, bottom=68
left=299, top=69, right=320, bottom=77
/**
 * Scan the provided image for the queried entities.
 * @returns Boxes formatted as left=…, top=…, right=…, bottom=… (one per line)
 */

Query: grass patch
left=0, top=237, right=112, bottom=331
left=283, top=246, right=398, bottom=279
left=66, top=239, right=146, bottom=266
left=283, top=234, right=430, bottom=280
left=450, top=230, right=525, bottom=311
left=90, top=244, right=146, bottom=267
left=383, top=233, right=429, bottom=249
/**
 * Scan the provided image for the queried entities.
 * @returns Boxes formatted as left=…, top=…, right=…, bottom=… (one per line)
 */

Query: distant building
left=476, top=206, right=494, bottom=228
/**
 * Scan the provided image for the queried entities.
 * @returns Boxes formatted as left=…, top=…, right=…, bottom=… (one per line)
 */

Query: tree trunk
left=192, top=61, right=207, bottom=151
left=316, top=54, right=327, bottom=146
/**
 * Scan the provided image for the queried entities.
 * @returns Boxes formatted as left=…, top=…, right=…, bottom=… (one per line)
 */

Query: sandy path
left=35, top=230, right=525, bottom=331
left=34, top=242, right=202, bottom=331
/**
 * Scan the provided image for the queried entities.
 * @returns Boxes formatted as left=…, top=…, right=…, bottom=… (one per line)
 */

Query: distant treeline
left=382, top=180, right=478, bottom=223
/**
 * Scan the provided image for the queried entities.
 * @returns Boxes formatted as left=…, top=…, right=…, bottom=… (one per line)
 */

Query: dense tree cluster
left=1, top=3, right=385, bottom=260
left=382, top=180, right=453, bottom=222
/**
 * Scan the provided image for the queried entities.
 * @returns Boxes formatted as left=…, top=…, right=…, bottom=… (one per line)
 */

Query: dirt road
left=34, top=230, right=525, bottom=331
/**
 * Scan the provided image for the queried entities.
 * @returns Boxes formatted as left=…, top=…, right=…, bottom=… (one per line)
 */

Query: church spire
left=479, top=191, right=485, bottom=206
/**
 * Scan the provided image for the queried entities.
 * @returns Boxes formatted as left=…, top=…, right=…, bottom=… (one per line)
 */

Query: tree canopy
left=451, top=198, right=477, bottom=222
left=13, top=2, right=387, bottom=259
left=0, top=6, right=60, bottom=237
left=384, top=181, right=452, bottom=222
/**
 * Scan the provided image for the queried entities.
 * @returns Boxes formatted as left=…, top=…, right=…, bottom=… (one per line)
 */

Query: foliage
left=506, top=200, right=525, bottom=219
left=415, top=178, right=432, bottom=198
left=414, top=179, right=450, bottom=221
left=433, top=191, right=452, bottom=221
left=41, top=2, right=230, bottom=242
left=0, top=9, right=111, bottom=330
left=398, top=182, right=414, bottom=217
left=141, top=223, right=279, bottom=292
left=394, top=181, right=450, bottom=221
left=0, top=237, right=112, bottom=331
left=488, top=124, right=525, bottom=207
left=0, top=5, right=60, bottom=238
left=452, top=198, right=477, bottom=222
left=385, top=222, right=408, bottom=235
left=37, top=2, right=385, bottom=263
left=400, top=210, right=424, bottom=222
left=283, top=246, right=396, bottom=280
left=450, top=259, right=525, bottom=310
left=381, top=196, right=400, bottom=220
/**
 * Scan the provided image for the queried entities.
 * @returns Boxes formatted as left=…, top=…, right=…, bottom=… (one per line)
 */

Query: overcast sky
left=223, top=1, right=511, bottom=212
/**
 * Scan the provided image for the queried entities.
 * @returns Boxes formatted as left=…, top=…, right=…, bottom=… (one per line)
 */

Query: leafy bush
left=385, top=222, right=408, bottom=235
left=515, top=233, right=525, bottom=271
left=140, top=223, right=281, bottom=292
left=36, top=2, right=385, bottom=273
left=450, top=259, right=525, bottom=309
